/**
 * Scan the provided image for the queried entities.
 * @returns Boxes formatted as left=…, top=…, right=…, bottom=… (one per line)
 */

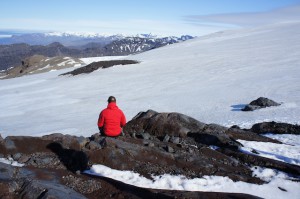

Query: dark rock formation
left=123, top=110, right=278, bottom=149
left=225, top=126, right=281, bottom=143
left=60, top=60, right=139, bottom=76
left=3, top=55, right=84, bottom=79
left=242, top=97, right=281, bottom=111
left=218, top=148, right=300, bottom=176
left=123, top=110, right=207, bottom=138
left=1, top=111, right=299, bottom=198
left=0, top=162, right=87, bottom=199
left=251, top=121, right=300, bottom=135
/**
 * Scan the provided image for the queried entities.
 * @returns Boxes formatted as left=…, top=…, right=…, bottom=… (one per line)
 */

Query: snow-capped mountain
left=101, top=36, right=193, bottom=55
left=0, top=31, right=194, bottom=46
left=0, top=34, right=194, bottom=71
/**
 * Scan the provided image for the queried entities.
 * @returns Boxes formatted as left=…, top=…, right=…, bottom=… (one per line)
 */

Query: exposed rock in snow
left=251, top=121, right=300, bottom=135
left=242, top=97, right=281, bottom=111
left=60, top=60, right=139, bottom=76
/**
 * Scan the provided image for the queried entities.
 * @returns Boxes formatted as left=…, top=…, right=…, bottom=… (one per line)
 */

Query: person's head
left=107, top=96, right=116, bottom=103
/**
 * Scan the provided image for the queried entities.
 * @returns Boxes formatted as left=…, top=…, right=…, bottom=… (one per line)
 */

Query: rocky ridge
left=1, top=110, right=299, bottom=198
left=0, top=35, right=194, bottom=71
left=1, top=55, right=84, bottom=79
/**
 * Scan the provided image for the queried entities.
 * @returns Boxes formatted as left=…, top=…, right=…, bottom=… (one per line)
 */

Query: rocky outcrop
left=0, top=111, right=299, bottom=198
left=0, top=162, right=87, bottom=199
left=123, top=110, right=279, bottom=149
left=218, top=148, right=300, bottom=176
left=3, top=55, right=84, bottom=79
left=242, top=97, right=281, bottom=111
left=225, top=126, right=281, bottom=143
left=251, top=121, right=300, bottom=135
left=0, top=136, right=262, bottom=199
left=61, top=60, right=139, bottom=76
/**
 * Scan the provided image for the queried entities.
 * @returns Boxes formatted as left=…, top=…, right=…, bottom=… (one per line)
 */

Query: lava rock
left=251, top=121, right=300, bottom=135
left=12, top=153, right=22, bottom=161
left=4, top=137, right=16, bottom=150
left=225, top=127, right=281, bottom=143
left=166, top=146, right=175, bottom=153
left=77, top=136, right=89, bottom=149
left=0, top=162, right=87, bottom=199
left=242, top=97, right=280, bottom=111
left=163, top=134, right=170, bottom=142
left=90, top=133, right=102, bottom=143
left=61, top=60, right=139, bottom=76
left=0, top=134, right=3, bottom=143
left=170, top=136, right=180, bottom=144
left=250, top=97, right=280, bottom=107
left=62, top=175, right=101, bottom=194
left=124, top=110, right=243, bottom=149
left=18, top=154, right=31, bottom=163
left=141, top=132, right=151, bottom=140
left=123, top=110, right=207, bottom=138
left=242, top=105, right=261, bottom=111
left=86, top=141, right=102, bottom=150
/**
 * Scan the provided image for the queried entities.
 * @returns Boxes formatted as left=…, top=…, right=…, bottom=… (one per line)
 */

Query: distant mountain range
left=0, top=31, right=193, bottom=46
left=0, top=32, right=194, bottom=71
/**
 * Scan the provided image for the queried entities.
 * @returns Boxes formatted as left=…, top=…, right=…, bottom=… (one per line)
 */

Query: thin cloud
left=184, top=5, right=300, bottom=27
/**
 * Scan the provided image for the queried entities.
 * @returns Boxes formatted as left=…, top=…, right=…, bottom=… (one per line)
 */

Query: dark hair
left=107, top=96, right=116, bottom=103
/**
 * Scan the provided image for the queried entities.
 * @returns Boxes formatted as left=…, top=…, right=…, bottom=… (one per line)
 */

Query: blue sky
left=1, top=0, right=300, bottom=36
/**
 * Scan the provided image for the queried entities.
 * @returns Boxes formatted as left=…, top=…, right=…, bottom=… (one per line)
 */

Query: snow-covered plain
left=0, top=22, right=300, bottom=198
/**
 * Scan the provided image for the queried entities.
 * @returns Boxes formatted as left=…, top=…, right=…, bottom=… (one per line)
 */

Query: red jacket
left=97, top=102, right=126, bottom=136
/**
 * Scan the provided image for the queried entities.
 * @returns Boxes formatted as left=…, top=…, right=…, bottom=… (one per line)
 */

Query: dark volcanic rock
left=1, top=111, right=300, bottom=198
left=242, top=97, right=281, bottom=111
left=249, top=97, right=280, bottom=107
left=123, top=110, right=206, bottom=138
left=251, top=121, right=300, bottom=135
left=60, top=60, right=139, bottom=76
left=124, top=110, right=241, bottom=149
left=218, top=148, right=300, bottom=176
left=225, top=127, right=282, bottom=143
left=4, top=137, right=16, bottom=149
left=242, top=105, right=262, bottom=111
left=47, top=142, right=89, bottom=173
left=86, top=141, right=102, bottom=150
left=0, top=162, right=87, bottom=199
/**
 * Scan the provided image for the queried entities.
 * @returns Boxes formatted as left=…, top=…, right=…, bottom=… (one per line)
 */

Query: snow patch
left=86, top=164, right=300, bottom=199
left=0, top=158, right=24, bottom=167
left=239, top=136, right=300, bottom=166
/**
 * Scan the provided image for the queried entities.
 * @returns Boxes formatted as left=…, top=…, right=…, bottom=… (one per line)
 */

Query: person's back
left=98, top=96, right=126, bottom=137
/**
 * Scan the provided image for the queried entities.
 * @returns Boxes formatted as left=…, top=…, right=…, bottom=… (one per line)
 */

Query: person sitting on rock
left=97, top=96, right=126, bottom=137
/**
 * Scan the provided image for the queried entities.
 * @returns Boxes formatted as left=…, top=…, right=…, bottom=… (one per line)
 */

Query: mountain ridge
left=0, top=34, right=194, bottom=71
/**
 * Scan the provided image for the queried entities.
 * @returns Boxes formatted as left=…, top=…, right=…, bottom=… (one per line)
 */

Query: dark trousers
left=98, top=127, right=123, bottom=137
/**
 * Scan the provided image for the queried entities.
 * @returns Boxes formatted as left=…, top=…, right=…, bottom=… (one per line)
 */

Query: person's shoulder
left=118, top=108, right=125, bottom=114
left=101, top=108, right=109, bottom=114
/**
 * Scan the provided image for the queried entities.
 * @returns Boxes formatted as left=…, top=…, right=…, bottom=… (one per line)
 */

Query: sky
left=0, top=0, right=300, bottom=36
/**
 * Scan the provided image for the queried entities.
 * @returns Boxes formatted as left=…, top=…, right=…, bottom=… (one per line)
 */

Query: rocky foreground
left=1, top=110, right=300, bottom=199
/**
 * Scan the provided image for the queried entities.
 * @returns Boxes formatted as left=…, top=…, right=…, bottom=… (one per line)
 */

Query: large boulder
left=0, top=162, right=87, bottom=199
left=251, top=121, right=300, bottom=135
left=124, top=110, right=206, bottom=138
left=242, top=97, right=280, bottom=111
left=124, top=110, right=242, bottom=149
